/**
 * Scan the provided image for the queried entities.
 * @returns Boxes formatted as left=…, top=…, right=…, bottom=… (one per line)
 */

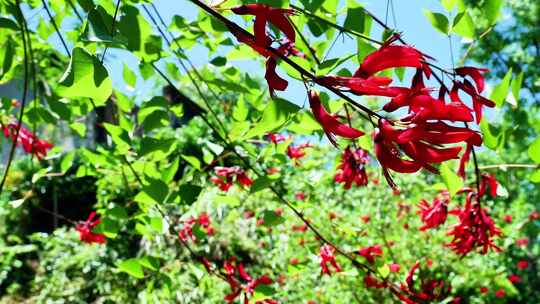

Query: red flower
left=389, top=263, right=401, bottom=273
left=451, top=80, right=495, bottom=123
left=364, top=274, right=387, bottom=289
left=517, top=260, right=529, bottom=270
left=334, top=146, right=370, bottom=189
left=2, top=122, right=53, bottom=159
left=503, top=214, right=513, bottom=223
left=319, top=244, right=342, bottom=275
left=361, top=215, right=370, bottom=223
left=391, top=261, right=451, bottom=303
left=308, top=89, right=364, bottom=146
left=530, top=210, right=539, bottom=221
left=295, top=192, right=306, bottom=201
left=354, top=34, right=430, bottom=78
left=447, top=193, right=501, bottom=255
left=480, top=287, right=489, bottom=294
left=75, top=211, right=106, bottom=244
left=222, top=258, right=276, bottom=304
left=508, top=274, right=521, bottom=284
left=267, top=133, right=287, bottom=144
left=358, top=245, right=383, bottom=264
left=417, top=192, right=449, bottom=231
left=287, top=142, right=312, bottom=163
left=179, top=213, right=214, bottom=242
left=455, top=66, right=488, bottom=93
left=479, top=173, right=498, bottom=197
left=211, top=166, right=252, bottom=191
left=516, top=237, right=529, bottom=247
left=265, top=57, right=288, bottom=96
left=495, top=289, right=505, bottom=298
left=231, top=4, right=296, bottom=47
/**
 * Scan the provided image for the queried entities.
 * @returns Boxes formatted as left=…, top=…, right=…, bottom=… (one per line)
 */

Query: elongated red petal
left=374, top=130, right=423, bottom=173
left=400, top=141, right=462, bottom=164
left=355, top=45, right=425, bottom=78
left=308, top=90, right=364, bottom=145
left=455, top=66, right=488, bottom=93
left=254, top=13, right=270, bottom=47
left=268, top=10, right=296, bottom=42
left=265, top=58, right=288, bottom=96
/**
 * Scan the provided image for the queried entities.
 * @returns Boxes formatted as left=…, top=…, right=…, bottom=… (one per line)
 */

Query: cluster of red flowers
left=223, top=258, right=277, bottom=304
left=417, top=191, right=450, bottom=231
left=358, top=244, right=383, bottom=264
left=2, top=122, right=53, bottom=159
left=75, top=211, right=106, bottom=244
left=178, top=213, right=215, bottom=242
left=286, top=142, right=312, bottom=164
left=334, top=146, right=370, bottom=189
left=231, top=4, right=304, bottom=96
left=318, top=244, right=341, bottom=275
left=210, top=166, right=253, bottom=192
left=390, top=261, right=452, bottom=304
left=266, top=132, right=287, bottom=144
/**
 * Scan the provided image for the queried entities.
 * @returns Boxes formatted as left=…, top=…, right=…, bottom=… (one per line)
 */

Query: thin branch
left=188, top=0, right=382, bottom=121
left=290, top=18, right=321, bottom=65
left=0, top=3, right=30, bottom=194
left=479, top=164, right=539, bottom=170
left=41, top=0, right=70, bottom=56
left=100, top=0, right=121, bottom=63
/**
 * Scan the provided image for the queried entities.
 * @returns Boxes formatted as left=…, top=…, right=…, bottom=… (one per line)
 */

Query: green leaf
left=440, top=162, right=463, bottom=196
left=530, top=169, right=540, bottom=183
left=117, top=258, right=144, bottom=279
left=511, top=72, right=524, bottom=103
left=262, top=210, right=285, bottom=227
left=70, top=122, right=86, bottom=137
left=452, top=11, right=474, bottom=38
left=252, top=284, right=276, bottom=302
left=424, top=10, right=450, bottom=34
left=378, top=264, right=390, bottom=279
left=162, top=158, right=180, bottom=183
left=81, top=5, right=124, bottom=43
left=243, top=98, right=300, bottom=139
left=490, top=68, right=512, bottom=107
left=0, top=17, right=19, bottom=30
left=343, top=4, right=371, bottom=35
left=60, top=152, right=75, bottom=173
left=56, top=47, right=113, bottom=106
left=441, top=0, right=457, bottom=11
left=210, top=56, right=227, bottom=66
left=528, top=137, right=540, bottom=163
left=181, top=155, right=201, bottom=171
left=139, top=256, right=160, bottom=271
left=123, top=63, right=136, bottom=88
left=484, top=0, right=503, bottom=25
left=232, top=95, right=249, bottom=121
left=479, top=119, right=499, bottom=150
left=103, top=123, right=131, bottom=153
left=178, top=184, right=202, bottom=205
left=250, top=176, right=272, bottom=193
left=0, top=38, right=14, bottom=81
left=143, top=177, right=169, bottom=204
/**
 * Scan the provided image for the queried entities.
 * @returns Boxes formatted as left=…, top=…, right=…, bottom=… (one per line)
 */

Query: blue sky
left=105, top=0, right=465, bottom=106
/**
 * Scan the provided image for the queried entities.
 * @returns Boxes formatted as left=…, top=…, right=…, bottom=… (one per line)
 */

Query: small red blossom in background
left=503, top=214, right=513, bottom=223
left=391, top=261, right=451, bottom=303
left=2, top=122, right=53, bottom=160
left=364, top=273, right=387, bottom=289
left=266, top=167, right=280, bottom=175
left=358, top=245, right=383, bottom=264
left=266, top=132, right=287, bottom=144
left=529, top=210, right=539, bottom=221
left=517, top=260, right=529, bottom=270
left=389, top=263, right=401, bottom=273
left=361, top=215, right=370, bottom=223
left=319, top=244, right=341, bottom=275
left=480, top=287, right=489, bottom=294
left=287, top=142, right=312, bottom=164
left=75, top=211, right=106, bottom=244
left=334, top=146, right=370, bottom=189
left=508, top=274, right=521, bottom=284
left=178, top=213, right=215, bottom=242
left=446, top=192, right=501, bottom=256
left=294, top=192, right=306, bottom=201
left=210, top=166, right=252, bottom=192
left=222, top=258, right=277, bottom=304
left=495, top=289, right=506, bottom=298
left=516, top=237, right=529, bottom=247
left=479, top=173, right=498, bottom=197
left=417, top=191, right=449, bottom=231
left=308, top=89, right=364, bottom=146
